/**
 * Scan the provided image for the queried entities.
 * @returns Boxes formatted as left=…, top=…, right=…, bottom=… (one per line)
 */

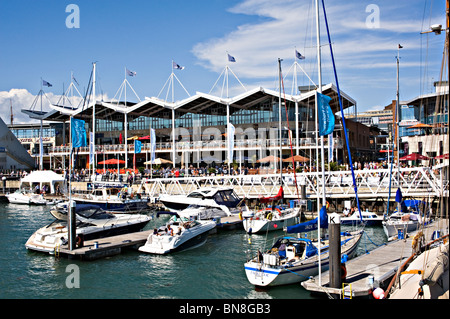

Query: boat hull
left=138, top=221, right=216, bottom=255
left=243, top=211, right=299, bottom=234
left=244, top=232, right=362, bottom=287
left=382, top=221, right=420, bottom=240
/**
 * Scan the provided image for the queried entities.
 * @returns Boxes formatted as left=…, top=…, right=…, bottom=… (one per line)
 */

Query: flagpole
left=124, top=67, right=128, bottom=171
left=92, top=62, right=97, bottom=177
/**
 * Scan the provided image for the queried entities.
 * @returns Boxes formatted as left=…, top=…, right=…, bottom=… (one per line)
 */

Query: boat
left=340, top=208, right=383, bottom=226
left=5, top=170, right=66, bottom=205
left=382, top=199, right=426, bottom=241
left=61, top=186, right=150, bottom=213
left=176, top=205, right=243, bottom=229
left=388, top=240, right=449, bottom=299
left=6, top=190, right=50, bottom=205
left=138, top=212, right=216, bottom=255
left=25, top=204, right=152, bottom=254
left=244, top=208, right=363, bottom=287
left=159, top=187, right=247, bottom=216
left=242, top=205, right=300, bottom=234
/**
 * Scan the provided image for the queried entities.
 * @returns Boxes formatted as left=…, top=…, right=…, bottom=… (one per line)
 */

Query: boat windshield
left=213, top=190, right=241, bottom=207
left=77, top=207, right=115, bottom=219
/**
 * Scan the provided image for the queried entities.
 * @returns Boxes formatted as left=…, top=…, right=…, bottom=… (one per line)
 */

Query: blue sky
left=0, top=0, right=447, bottom=124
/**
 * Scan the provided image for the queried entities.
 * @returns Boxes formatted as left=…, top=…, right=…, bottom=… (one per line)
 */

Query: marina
left=0, top=0, right=449, bottom=305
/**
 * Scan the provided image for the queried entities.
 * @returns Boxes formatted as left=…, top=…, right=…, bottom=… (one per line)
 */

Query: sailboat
left=244, top=0, right=366, bottom=288
left=244, top=207, right=363, bottom=287
left=242, top=59, right=300, bottom=234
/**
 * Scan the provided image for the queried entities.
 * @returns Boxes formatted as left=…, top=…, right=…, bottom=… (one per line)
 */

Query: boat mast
left=315, top=0, right=324, bottom=285
left=395, top=45, right=401, bottom=213
left=91, top=62, right=97, bottom=176
left=278, top=58, right=284, bottom=187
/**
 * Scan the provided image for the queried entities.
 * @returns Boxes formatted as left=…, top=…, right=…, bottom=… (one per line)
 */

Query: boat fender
left=239, top=211, right=243, bottom=220
left=341, top=264, right=347, bottom=281
left=75, top=234, right=84, bottom=248
left=411, top=231, right=424, bottom=251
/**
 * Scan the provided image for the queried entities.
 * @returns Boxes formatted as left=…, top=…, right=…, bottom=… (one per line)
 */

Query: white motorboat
left=25, top=204, right=152, bottom=254
left=244, top=230, right=363, bottom=287
left=382, top=200, right=427, bottom=241
left=340, top=209, right=383, bottom=226
left=382, top=211, right=422, bottom=241
left=6, top=190, right=48, bottom=205
left=242, top=207, right=300, bottom=234
left=138, top=212, right=216, bottom=255
left=159, top=187, right=245, bottom=216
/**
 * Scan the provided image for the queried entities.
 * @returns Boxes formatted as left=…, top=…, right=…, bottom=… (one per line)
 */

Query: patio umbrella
left=127, top=136, right=139, bottom=140
left=256, top=155, right=280, bottom=163
left=407, top=123, right=433, bottom=129
left=139, top=135, right=150, bottom=141
left=399, top=153, right=430, bottom=161
left=282, top=155, right=310, bottom=162
left=143, top=158, right=172, bottom=165
left=98, top=158, right=126, bottom=165
left=435, top=153, right=449, bottom=159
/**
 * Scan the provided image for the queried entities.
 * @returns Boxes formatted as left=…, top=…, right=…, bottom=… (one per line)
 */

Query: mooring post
left=328, top=212, right=341, bottom=298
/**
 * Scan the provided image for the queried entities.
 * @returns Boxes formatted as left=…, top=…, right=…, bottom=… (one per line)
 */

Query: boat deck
left=301, top=221, right=447, bottom=298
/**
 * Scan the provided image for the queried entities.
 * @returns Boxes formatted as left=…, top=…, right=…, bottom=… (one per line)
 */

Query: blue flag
left=227, top=53, right=236, bottom=62
left=295, top=50, right=305, bottom=60
left=317, top=92, right=335, bottom=136
left=172, top=61, right=185, bottom=70
left=42, top=80, right=52, bottom=87
left=71, top=118, right=87, bottom=148
left=134, top=140, right=142, bottom=154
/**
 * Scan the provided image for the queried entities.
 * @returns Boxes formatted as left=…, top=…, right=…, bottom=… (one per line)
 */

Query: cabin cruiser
left=25, top=204, right=151, bottom=254
left=159, top=187, right=246, bottom=216
left=63, top=186, right=149, bottom=213
left=176, top=205, right=244, bottom=230
left=6, top=190, right=49, bottom=205
left=138, top=212, right=216, bottom=254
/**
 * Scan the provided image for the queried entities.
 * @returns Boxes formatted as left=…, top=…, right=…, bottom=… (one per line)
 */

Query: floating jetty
left=301, top=221, right=447, bottom=298
left=54, top=230, right=152, bottom=261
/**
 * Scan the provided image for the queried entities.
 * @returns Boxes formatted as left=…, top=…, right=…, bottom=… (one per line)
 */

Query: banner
left=134, top=139, right=142, bottom=154
left=150, top=128, right=156, bottom=162
left=317, top=92, right=335, bottom=136
left=227, top=123, right=235, bottom=164
left=89, top=132, right=94, bottom=165
left=71, top=118, right=87, bottom=148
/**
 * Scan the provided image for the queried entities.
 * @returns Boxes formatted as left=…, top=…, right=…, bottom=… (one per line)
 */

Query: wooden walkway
left=301, top=222, right=446, bottom=298
left=57, top=230, right=152, bottom=261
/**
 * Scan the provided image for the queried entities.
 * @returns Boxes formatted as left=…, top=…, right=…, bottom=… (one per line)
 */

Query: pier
left=55, top=230, right=152, bottom=261
left=301, top=221, right=447, bottom=298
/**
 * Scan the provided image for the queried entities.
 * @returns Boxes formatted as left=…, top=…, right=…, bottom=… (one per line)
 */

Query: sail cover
left=286, top=206, right=328, bottom=233
left=259, top=186, right=284, bottom=204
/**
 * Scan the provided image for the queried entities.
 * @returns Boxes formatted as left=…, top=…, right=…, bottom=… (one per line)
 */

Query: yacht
left=159, top=187, right=245, bottom=216
left=138, top=212, right=216, bottom=255
left=6, top=190, right=49, bottom=205
left=382, top=200, right=427, bottom=241
left=62, top=186, right=150, bottom=213
left=242, top=207, right=300, bottom=234
left=25, top=204, right=151, bottom=254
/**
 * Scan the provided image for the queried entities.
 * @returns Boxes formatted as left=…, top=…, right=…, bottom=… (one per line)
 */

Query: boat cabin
left=263, top=237, right=319, bottom=265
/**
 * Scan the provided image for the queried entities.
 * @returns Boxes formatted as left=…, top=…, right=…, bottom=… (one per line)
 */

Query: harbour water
left=0, top=202, right=388, bottom=299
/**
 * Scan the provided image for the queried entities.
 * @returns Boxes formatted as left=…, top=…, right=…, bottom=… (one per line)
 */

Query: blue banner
left=317, top=92, right=335, bottom=136
left=134, top=140, right=142, bottom=154
left=71, top=118, right=87, bottom=148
